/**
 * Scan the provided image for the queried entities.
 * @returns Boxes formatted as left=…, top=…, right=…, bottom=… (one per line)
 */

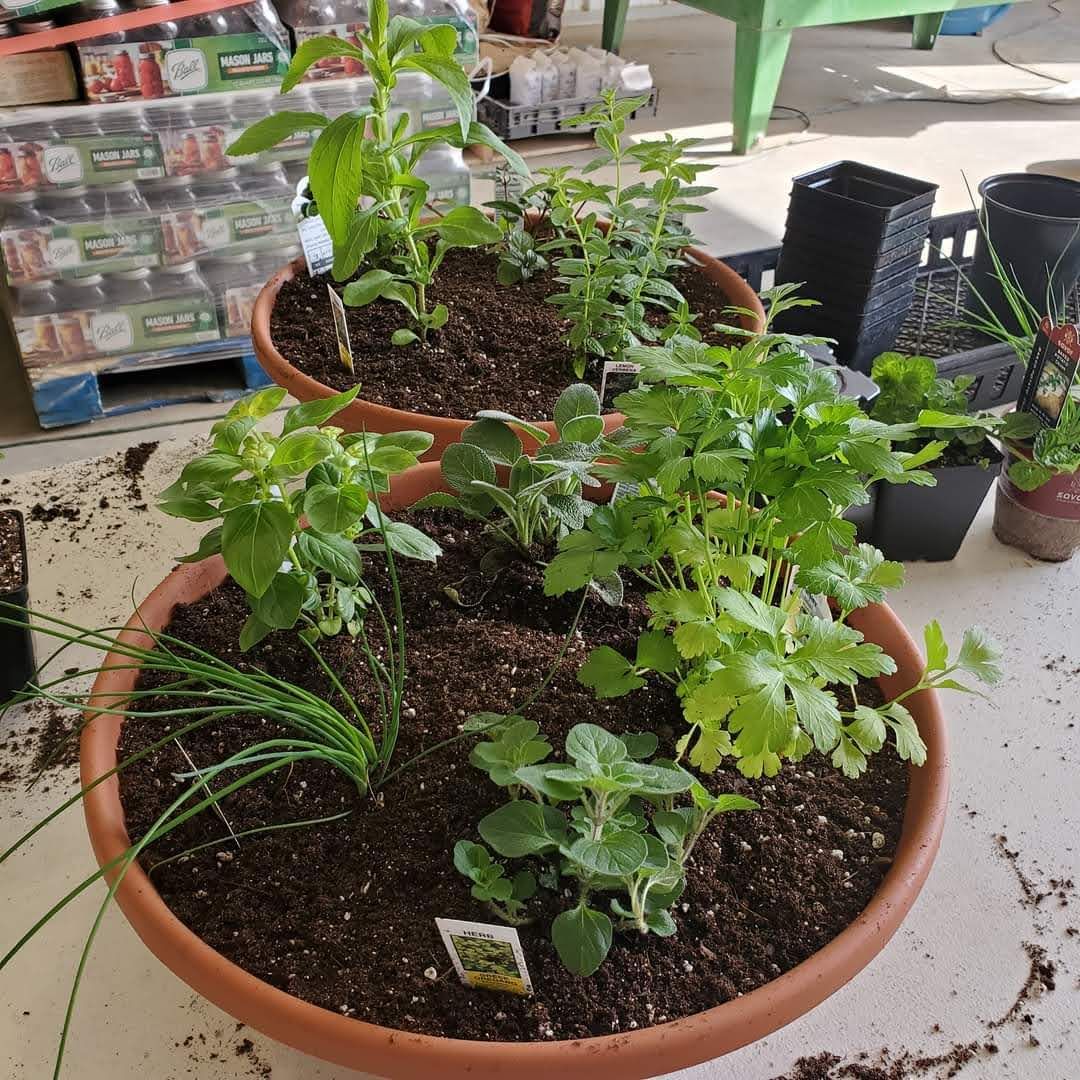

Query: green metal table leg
left=732, top=24, right=792, bottom=154
left=601, top=0, right=631, bottom=53
left=912, top=11, right=946, bottom=49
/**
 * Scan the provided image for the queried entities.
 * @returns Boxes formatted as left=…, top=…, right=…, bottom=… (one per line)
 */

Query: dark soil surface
left=0, top=510, right=25, bottom=592
left=118, top=510, right=908, bottom=1043
left=269, top=248, right=735, bottom=422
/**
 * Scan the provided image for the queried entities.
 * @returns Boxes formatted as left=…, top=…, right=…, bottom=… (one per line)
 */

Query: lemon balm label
left=435, top=918, right=533, bottom=996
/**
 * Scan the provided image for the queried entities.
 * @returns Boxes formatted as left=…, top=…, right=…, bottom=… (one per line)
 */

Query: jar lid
left=16, top=17, right=57, bottom=32
left=219, top=252, right=257, bottom=264
left=50, top=185, right=90, bottom=197
left=114, top=267, right=152, bottom=279
left=161, top=261, right=198, bottom=273
left=19, top=279, right=55, bottom=290
left=68, top=273, right=105, bottom=286
left=0, top=21, right=14, bottom=37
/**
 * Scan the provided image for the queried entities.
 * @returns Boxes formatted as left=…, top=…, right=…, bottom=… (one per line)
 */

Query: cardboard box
left=0, top=50, right=79, bottom=108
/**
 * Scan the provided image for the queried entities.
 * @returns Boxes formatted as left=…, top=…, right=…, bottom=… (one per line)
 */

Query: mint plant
left=543, top=335, right=1005, bottom=778
left=158, top=385, right=438, bottom=649
left=228, top=0, right=528, bottom=347
left=415, top=383, right=605, bottom=553
left=459, top=721, right=756, bottom=974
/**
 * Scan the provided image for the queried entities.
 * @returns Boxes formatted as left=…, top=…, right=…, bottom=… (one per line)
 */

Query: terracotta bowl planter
left=82, top=462, right=947, bottom=1080
left=250, top=250, right=767, bottom=461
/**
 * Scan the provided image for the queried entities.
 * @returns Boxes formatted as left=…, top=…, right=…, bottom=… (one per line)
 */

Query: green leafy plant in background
left=543, top=331, right=1005, bottom=779
left=1006, top=394, right=1080, bottom=490
left=458, top=721, right=756, bottom=974
left=494, top=90, right=715, bottom=377
left=227, top=0, right=528, bottom=346
left=158, top=386, right=438, bottom=649
left=869, top=352, right=1038, bottom=466
left=414, top=383, right=605, bottom=554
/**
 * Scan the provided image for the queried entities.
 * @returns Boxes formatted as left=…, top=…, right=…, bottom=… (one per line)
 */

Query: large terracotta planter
left=82, top=462, right=947, bottom=1080
left=251, top=250, right=767, bottom=461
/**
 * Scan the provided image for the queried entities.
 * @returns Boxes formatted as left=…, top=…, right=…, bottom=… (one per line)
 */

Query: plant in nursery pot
left=238, top=20, right=765, bottom=455
left=865, top=352, right=1038, bottom=561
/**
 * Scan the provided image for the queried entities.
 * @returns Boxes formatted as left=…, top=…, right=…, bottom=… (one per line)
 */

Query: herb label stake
left=297, top=214, right=334, bottom=277
left=435, top=918, right=533, bottom=995
left=327, top=285, right=355, bottom=373
left=598, top=360, right=641, bottom=410
left=1019, top=317, right=1080, bottom=429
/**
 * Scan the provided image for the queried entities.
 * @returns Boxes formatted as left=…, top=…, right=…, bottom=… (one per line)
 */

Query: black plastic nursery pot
left=788, top=161, right=939, bottom=226
left=0, top=509, right=35, bottom=705
left=994, top=442, right=1080, bottom=562
left=971, top=173, right=1080, bottom=334
left=870, top=445, right=1003, bottom=562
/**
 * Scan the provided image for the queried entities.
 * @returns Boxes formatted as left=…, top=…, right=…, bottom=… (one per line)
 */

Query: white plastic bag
left=619, top=62, right=652, bottom=93
left=533, top=52, right=559, bottom=103
left=553, top=51, right=577, bottom=100
left=510, top=55, right=542, bottom=107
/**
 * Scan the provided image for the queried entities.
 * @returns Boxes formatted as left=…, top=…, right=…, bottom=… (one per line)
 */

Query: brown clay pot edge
left=81, top=461, right=948, bottom=1080
left=250, top=248, right=768, bottom=462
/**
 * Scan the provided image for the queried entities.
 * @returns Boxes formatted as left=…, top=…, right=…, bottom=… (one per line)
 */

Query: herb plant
left=459, top=721, right=756, bottom=974
left=416, top=383, right=605, bottom=553
left=227, top=0, right=528, bottom=346
left=542, top=334, right=1005, bottom=779
left=158, top=386, right=438, bottom=650
left=1005, top=394, right=1080, bottom=490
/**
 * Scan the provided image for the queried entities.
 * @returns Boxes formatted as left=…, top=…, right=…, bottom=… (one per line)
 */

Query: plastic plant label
left=328, top=286, right=354, bottom=374
left=1018, top=317, right=1080, bottom=429
left=298, top=215, right=334, bottom=277
left=598, top=360, right=641, bottom=410
left=435, top=918, right=533, bottom=995
left=609, top=480, right=638, bottom=505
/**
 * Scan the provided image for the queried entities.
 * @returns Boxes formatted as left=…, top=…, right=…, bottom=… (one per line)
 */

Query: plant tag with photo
left=327, top=286, right=354, bottom=374
left=435, top=918, right=533, bottom=995
left=1018, top=317, right=1080, bottom=429
left=598, top=360, right=641, bottom=411
left=297, top=214, right=334, bottom=277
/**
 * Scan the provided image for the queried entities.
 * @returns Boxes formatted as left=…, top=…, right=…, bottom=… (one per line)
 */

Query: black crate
left=476, top=87, right=660, bottom=141
left=790, top=161, right=939, bottom=224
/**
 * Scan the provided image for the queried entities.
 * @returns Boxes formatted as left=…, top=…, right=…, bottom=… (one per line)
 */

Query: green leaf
left=635, top=629, right=679, bottom=674
left=270, top=431, right=332, bottom=475
left=401, top=120, right=529, bottom=178
left=366, top=444, right=421, bottom=473
left=565, top=723, right=628, bottom=766
left=653, top=809, right=689, bottom=847
left=551, top=906, right=612, bottom=976
left=560, top=414, right=605, bottom=444
left=281, top=36, right=366, bottom=94
left=239, top=613, right=272, bottom=652
left=308, top=110, right=367, bottom=246
left=955, top=626, right=1004, bottom=685
left=304, top=483, right=369, bottom=533
left=569, top=831, right=648, bottom=876
left=462, top=419, right=522, bottom=466
left=881, top=702, right=927, bottom=765
left=391, top=328, right=420, bottom=346
left=687, top=727, right=733, bottom=773
left=553, top=383, right=601, bottom=434
left=544, top=531, right=622, bottom=596
left=644, top=908, right=677, bottom=937
left=577, top=646, right=643, bottom=699
left=343, top=268, right=394, bottom=308
left=252, top=572, right=306, bottom=629
left=620, top=731, right=659, bottom=760
left=221, top=501, right=294, bottom=598
left=422, top=205, right=501, bottom=247
left=227, top=386, right=286, bottom=420
left=398, top=54, right=473, bottom=140
left=333, top=205, right=383, bottom=282
left=282, top=387, right=362, bottom=435
left=478, top=801, right=567, bottom=857
left=158, top=496, right=220, bottom=522
left=442, top=441, right=497, bottom=493
left=177, top=525, right=223, bottom=564
left=923, top=620, right=949, bottom=671
left=179, top=452, right=245, bottom=490
left=227, top=110, right=329, bottom=157
left=296, top=530, right=361, bottom=583
left=380, top=520, right=441, bottom=562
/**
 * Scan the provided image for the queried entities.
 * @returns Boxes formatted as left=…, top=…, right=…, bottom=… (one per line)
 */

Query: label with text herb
left=435, top=918, right=533, bottom=995
left=598, top=360, right=641, bottom=410
left=328, top=285, right=354, bottom=373
left=1018, top=317, right=1080, bottom=429
left=298, top=214, right=334, bottom=277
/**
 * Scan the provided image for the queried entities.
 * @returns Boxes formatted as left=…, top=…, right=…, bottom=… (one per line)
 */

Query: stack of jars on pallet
left=0, top=0, right=476, bottom=427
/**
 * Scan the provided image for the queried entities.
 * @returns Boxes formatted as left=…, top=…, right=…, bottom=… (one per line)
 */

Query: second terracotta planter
left=251, top=249, right=767, bottom=460
left=82, top=462, right=948, bottom=1080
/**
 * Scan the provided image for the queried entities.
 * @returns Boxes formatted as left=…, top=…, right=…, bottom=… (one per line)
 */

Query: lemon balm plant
left=228, top=0, right=528, bottom=346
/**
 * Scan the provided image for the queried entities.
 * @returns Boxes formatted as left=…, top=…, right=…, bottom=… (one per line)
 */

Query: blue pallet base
left=29, top=339, right=272, bottom=429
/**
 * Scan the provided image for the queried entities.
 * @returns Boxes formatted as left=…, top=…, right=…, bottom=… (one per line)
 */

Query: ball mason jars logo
left=165, top=49, right=209, bottom=93
left=42, top=147, right=83, bottom=185
left=90, top=312, right=135, bottom=352
left=46, top=237, right=80, bottom=270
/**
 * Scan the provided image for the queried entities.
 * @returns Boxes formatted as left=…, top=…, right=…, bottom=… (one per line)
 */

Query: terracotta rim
left=250, top=248, right=767, bottom=459
left=82, top=462, right=948, bottom=1080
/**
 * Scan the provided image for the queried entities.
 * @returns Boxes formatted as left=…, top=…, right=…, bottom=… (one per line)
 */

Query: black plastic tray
left=477, top=86, right=660, bottom=141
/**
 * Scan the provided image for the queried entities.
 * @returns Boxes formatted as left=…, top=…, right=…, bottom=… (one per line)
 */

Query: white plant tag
left=435, top=918, right=533, bottom=995
left=298, top=214, right=334, bottom=277
left=598, top=359, right=641, bottom=410
left=327, top=286, right=354, bottom=373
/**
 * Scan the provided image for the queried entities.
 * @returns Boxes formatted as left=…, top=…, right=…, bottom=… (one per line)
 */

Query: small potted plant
left=864, top=351, right=1036, bottom=561
left=232, top=4, right=764, bottom=458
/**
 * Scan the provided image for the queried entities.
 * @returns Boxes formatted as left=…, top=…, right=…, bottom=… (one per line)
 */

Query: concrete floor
left=2, top=4, right=1080, bottom=1078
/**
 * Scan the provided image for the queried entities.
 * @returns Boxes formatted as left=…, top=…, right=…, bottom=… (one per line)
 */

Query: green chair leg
left=732, top=25, right=792, bottom=155
left=601, top=0, right=631, bottom=54
left=912, top=12, right=946, bottom=49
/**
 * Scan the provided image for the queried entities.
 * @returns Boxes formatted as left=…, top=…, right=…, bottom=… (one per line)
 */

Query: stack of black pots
left=773, top=161, right=938, bottom=371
